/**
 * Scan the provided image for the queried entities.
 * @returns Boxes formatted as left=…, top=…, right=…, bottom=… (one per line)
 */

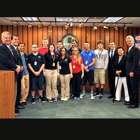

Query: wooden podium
left=0, top=71, right=15, bottom=118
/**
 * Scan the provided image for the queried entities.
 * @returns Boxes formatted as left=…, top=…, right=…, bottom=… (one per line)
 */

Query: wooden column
left=0, top=71, right=15, bottom=118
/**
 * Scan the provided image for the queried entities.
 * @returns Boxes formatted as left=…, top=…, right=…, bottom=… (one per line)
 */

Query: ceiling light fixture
left=70, top=22, right=73, bottom=27
left=38, top=24, right=42, bottom=28
left=93, top=23, right=97, bottom=30
left=28, top=22, right=33, bottom=28
left=48, top=22, right=52, bottom=27
left=93, top=26, right=97, bottom=30
left=13, top=21, right=19, bottom=27
left=124, top=24, right=127, bottom=30
left=104, top=23, right=109, bottom=29
left=65, top=24, right=69, bottom=29
left=79, top=23, right=82, bottom=28
left=114, top=23, right=118, bottom=30
left=103, top=17, right=124, bottom=23
left=22, top=17, right=38, bottom=21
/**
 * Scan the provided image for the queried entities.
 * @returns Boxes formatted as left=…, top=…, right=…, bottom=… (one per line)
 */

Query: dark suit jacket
left=112, top=55, right=127, bottom=77
left=0, top=43, right=18, bottom=70
left=126, top=45, right=140, bottom=75
left=108, top=49, right=118, bottom=74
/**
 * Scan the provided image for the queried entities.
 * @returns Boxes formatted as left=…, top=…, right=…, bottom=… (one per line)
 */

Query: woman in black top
left=112, top=46, right=130, bottom=104
left=59, top=47, right=73, bottom=101
left=44, top=43, right=59, bottom=102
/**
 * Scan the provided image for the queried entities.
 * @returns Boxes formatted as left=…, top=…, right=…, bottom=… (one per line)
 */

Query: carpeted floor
left=16, top=91, right=140, bottom=119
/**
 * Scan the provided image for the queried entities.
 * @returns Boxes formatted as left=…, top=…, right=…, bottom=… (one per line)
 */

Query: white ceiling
left=0, top=17, right=140, bottom=27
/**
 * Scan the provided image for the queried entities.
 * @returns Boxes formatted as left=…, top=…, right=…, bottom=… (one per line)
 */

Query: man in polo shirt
left=80, top=41, right=96, bottom=99
left=27, top=44, right=46, bottom=104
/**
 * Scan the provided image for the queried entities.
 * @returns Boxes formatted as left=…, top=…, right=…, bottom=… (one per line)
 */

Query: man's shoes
left=80, top=94, right=85, bottom=99
left=15, top=108, right=20, bottom=113
left=15, top=113, right=20, bottom=117
left=31, top=97, right=35, bottom=104
left=93, top=92, right=100, bottom=97
left=99, top=94, right=103, bottom=99
left=17, top=103, right=25, bottom=109
left=38, top=96, right=46, bottom=103
left=22, top=102, right=27, bottom=105
left=70, top=93, right=74, bottom=99
left=124, top=101, right=131, bottom=105
left=90, top=94, right=95, bottom=100
left=108, top=95, right=114, bottom=98
left=52, top=98, right=57, bottom=102
left=127, top=104, right=138, bottom=109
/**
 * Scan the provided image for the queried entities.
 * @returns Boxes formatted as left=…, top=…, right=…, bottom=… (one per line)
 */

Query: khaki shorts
left=94, top=68, right=105, bottom=84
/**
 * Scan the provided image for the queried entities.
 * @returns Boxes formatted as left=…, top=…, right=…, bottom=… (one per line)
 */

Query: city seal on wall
left=61, top=34, right=79, bottom=50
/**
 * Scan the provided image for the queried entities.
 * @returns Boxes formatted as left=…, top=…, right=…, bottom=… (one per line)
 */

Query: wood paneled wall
left=0, top=25, right=140, bottom=91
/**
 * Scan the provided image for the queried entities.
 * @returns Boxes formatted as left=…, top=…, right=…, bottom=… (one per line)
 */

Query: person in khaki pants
left=59, top=47, right=73, bottom=101
left=44, top=43, right=60, bottom=102
left=18, top=42, right=29, bottom=105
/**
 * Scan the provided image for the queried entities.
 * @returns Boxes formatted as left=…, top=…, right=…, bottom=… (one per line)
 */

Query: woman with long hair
left=70, top=47, right=84, bottom=100
left=44, top=43, right=59, bottom=102
left=59, top=47, right=73, bottom=101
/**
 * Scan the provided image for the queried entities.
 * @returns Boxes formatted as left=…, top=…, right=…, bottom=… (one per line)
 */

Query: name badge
left=34, top=61, right=37, bottom=65
left=59, top=66, right=61, bottom=69
left=73, top=65, right=75, bottom=68
left=52, top=62, right=55, bottom=67
left=85, top=61, right=88, bottom=64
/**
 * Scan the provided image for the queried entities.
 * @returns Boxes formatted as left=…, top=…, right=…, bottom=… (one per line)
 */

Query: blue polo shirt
left=80, top=50, right=96, bottom=70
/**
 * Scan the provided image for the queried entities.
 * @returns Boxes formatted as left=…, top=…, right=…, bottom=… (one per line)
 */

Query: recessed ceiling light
left=103, top=17, right=123, bottom=22
left=22, top=17, right=38, bottom=21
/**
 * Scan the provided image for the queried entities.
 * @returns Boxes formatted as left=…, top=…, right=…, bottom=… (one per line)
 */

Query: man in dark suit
left=0, top=31, right=21, bottom=116
left=108, top=41, right=118, bottom=98
left=11, top=35, right=25, bottom=112
left=125, top=35, right=140, bottom=108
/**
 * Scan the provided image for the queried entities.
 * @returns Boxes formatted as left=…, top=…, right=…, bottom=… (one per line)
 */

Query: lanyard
left=51, top=54, right=55, bottom=62
left=97, top=50, right=103, bottom=59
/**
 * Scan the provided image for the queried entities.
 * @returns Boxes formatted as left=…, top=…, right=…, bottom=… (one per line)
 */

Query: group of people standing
left=0, top=31, right=140, bottom=118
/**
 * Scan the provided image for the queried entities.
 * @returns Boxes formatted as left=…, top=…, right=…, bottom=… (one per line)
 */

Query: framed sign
left=61, top=34, right=79, bottom=50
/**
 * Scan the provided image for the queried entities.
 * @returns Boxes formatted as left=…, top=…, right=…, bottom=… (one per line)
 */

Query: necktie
left=9, top=46, right=14, bottom=56
left=111, top=50, right=113, bottom=59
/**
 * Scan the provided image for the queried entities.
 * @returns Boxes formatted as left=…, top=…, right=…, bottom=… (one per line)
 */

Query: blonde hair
left=126, top=35, right=134, bottom=43
left=1, top=31, right=11, bottom=39
left=32, top=44, right=38, bottom=47
left=73, top=47, right=82, bottom=64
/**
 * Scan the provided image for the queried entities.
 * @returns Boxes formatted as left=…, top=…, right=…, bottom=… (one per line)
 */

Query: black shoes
left=17, top=103, right=25, bottom=109
left=127, top=104, right=138, bottom=108
left=15, top=108, right=20, bottom=113
left=108, top=95, right=115, bottom=98
left=99, top=94, right=103, bottom=99
left=124, top=101, right=130, bottom=105
left=112, top=98, right=119, bottom=103
left=22, top=102, right=27, bottom=105
left=70, top=93, right=74, bottom=99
